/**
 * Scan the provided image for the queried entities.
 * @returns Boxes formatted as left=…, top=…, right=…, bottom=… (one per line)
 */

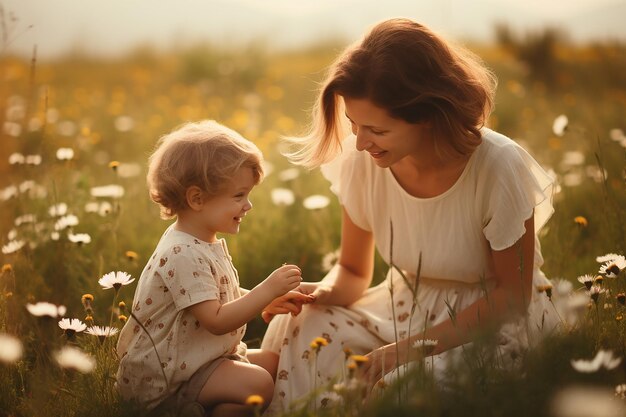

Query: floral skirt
left=261, top=269, right=558, bottom=414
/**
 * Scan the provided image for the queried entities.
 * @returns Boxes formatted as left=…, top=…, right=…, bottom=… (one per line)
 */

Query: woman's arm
left=307, top=206, right=376, bottom=306
left=364, top=213, right=535, bottom=381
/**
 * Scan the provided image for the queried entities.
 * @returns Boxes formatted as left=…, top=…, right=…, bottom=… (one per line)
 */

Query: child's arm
left=189, top=264, right=301, bottom=335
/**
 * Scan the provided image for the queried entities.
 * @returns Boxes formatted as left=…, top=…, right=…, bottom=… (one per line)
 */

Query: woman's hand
left=261, top=290, right=316, bottom=323
left=361, top=345, right=400, bottom=391
left=297, top=281, right=333, bottom=304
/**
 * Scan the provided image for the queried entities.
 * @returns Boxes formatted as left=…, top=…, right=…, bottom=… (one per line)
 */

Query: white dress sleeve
left=320, top=136, right=372, bottom=231
left=482, top=142, right=555, bottom=251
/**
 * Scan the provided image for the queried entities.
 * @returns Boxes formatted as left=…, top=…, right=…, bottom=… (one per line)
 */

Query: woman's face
left=343, top=96, right=430, bottom=168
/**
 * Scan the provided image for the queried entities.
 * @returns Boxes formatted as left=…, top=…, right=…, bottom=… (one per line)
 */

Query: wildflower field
left=1, top=20, right=626, bottom=417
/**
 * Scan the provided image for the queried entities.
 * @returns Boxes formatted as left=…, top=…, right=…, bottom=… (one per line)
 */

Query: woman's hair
left=287, top=18, right=497, bottom=168
left=147, top=120, right=264, bottom=219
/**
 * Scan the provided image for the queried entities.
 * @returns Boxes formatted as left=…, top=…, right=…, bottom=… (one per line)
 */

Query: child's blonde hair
left=147, top=120, right=264, bottom=219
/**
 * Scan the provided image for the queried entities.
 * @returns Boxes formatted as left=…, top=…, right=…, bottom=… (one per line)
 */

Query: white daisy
left=90, top=185, right=124, bottom=198
left=270, top=188, right=295, bottom=206
left=552, top=114, right=568, bottom=136
left=577, top=274, right=595, bottom=290
left=54, top=214, right=79, bottom=231
left=58, top=318, right=87, bottom=337
left=303, top=195, right=330, bottom=210
left=85, top=201, right=113, bottom=216
left=68, top=233, right=91, bottom=245
left=14, top=214, right=36, bottom=226
left=98, top=271, right=134, bottom=291
left=571, top=349, right=622, bottom=373
left=2, top=240, right=25, bottom=255
left=8, top=153, right=25, bottom=165
left=0, top=185, right=18, bottom=201
left=321, top=249, right=340, bottom=273
left=599, top=255, right=626, bottom=278
left=48, top=203, right=68, bottom=217
left=25, top=155, right=42, bottom=166
left=596, top=253, right=622, bottom=263
left=26, top=301, right=67, bottom=318
left=0, top=333, right=23, bottom=364
left=85, top=326, right=120, bottom=344
left=55, top=148, right=75, bottom=161
left=54, top=346, right=96, bottom=373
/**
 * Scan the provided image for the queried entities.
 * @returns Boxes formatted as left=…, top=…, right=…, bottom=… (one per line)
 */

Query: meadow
left=1, top=23, right=626, bottom=417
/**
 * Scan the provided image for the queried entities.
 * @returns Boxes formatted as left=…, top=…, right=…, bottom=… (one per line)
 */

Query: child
left=116, top=120, right=313, bottom=416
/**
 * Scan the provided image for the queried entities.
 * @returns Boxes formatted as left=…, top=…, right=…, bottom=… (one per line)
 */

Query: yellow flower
left=125, top=250, right=138, bottom=261
left=349, top=354, right=369, bottom=368
left=343, top=346, right=353, bottom=359
left=118, top=315, right=127, bottom=324
left=118, top=301, right=126, bottom=312
left=1, top=264, right=12, bottom=273
left=245, top=395, right=264, bottom=406
left=310, top=336, right=329, bottom=351
left=108, top=161, right=120, bottom=170
left=574, top=216, right=588, bottom=227
left=594, top=275, right=604, bottom=285
left=85, top=314, right=94, bottom=324
left=81, top=294, right=94, bottom=303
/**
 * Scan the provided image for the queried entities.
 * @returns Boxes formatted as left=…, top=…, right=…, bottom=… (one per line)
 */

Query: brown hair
left=147, top=120, right=263, bottom=219
left=287, top=18, right=497, bottom=167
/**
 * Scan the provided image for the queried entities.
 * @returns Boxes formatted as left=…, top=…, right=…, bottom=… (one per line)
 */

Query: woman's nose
left=355, top=130, right=372, bottom=152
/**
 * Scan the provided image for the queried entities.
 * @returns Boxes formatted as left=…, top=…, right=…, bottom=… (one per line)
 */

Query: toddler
left=116, top=120, right=313, bottom=416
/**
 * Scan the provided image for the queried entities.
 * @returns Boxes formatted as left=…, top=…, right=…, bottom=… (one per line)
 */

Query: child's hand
left=297, top=281, right=333, bottom=304
left=261, top=290, right=316, bottom=323
left=261, top=264, right=303, bottom=298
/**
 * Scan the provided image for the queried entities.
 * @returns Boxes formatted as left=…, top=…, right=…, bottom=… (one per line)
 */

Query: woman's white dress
left=261, top=128, right=559, bottom=412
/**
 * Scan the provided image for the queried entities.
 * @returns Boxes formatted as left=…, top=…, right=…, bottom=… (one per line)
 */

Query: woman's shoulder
left=476, top=128, right=529, bottom=172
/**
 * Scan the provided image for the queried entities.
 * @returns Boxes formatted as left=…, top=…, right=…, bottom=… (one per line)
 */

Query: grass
left=1, top=29, right=626, bottom=416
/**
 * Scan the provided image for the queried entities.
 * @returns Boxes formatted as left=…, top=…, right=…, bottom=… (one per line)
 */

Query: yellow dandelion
left=594, top=275, right=604, bottom=285
left=349, top=354, right=369, bottom=368
left=125, top=250, right=138, bottom=261
left=310, top=336, right=329, bottom=351
left=118, top=301, right=126, bottom=312
left=85, top=314, right=94, bottom=324
left=118, top=315, right=128, bottom=324
left=574, top=216, right=588, bottom=227
left=81, top=294, right=94, bottom=303
left=343, top=346, right=353, bottom=359
left=108, top=161, right=120, bottom=170
left=1, top=264, right=12, bottom=273
left=245, top=394, right=264, bottom=406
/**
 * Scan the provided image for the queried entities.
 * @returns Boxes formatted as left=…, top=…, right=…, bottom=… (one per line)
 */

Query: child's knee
left=247, top=367, right=274, bottom=406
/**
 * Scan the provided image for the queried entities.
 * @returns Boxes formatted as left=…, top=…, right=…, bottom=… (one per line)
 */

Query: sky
left=2, top=0, right=625, bottom=59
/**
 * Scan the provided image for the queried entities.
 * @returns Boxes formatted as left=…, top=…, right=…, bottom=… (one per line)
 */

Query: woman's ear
left=185, top=186, right=205, bottom=211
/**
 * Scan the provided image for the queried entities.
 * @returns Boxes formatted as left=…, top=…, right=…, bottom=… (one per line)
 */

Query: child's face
left=197, top=166, right=256, bottom=241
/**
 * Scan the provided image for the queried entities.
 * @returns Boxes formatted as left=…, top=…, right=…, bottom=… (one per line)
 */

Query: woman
left=261, top=17, right=558, bottom=411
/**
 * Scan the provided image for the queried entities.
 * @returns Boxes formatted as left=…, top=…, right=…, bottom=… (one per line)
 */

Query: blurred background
left=1, top=0, right=625, bottom=345
left=1, top=2, right=626, bottom=416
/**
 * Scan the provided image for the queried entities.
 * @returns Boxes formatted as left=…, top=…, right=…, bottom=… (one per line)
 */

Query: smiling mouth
left=369, top=150, right=387, bottom=159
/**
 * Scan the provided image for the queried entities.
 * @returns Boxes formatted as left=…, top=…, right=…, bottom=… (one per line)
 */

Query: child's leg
left=197, top=359, right=274, bottom=416
left=247, top=348, right=279, bottom=380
